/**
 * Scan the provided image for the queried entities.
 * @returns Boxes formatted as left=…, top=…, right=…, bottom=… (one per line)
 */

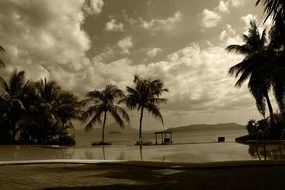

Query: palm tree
left=256, top=0, right=285, bottom=21
left=121, top=75, right=168, bottom=145
left=17, top=79, right=79, bottom=144
left=256, top=1, right=285, bottom=114
left=0, top=70, right=27, bottom=143
left=53, top=91, right=82, bottom=128
left=226, top=20, right=275, bottom=121
left=81, top=84, right=130, bottom=144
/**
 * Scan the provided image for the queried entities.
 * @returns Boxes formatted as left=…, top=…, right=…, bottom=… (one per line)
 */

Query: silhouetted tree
left=81, top=84, right=129, bottom=144
left=53, top=91, right=82, bottom=128
left=227, top=20, right=275, bottom=121
left=18, top=79, right=79, bottom=144
left=121, top=75, right=168, bottom=145
left=0, top=70, right=27, bottom=143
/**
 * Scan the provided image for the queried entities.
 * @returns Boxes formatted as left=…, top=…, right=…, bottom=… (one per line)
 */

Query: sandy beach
left=1, top=160, right=285, bottom=190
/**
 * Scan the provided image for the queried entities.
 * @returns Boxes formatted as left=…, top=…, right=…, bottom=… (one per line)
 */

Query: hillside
left=76, top=122, right=138, bottom=134
left=164, top=123, right=244, bottom=133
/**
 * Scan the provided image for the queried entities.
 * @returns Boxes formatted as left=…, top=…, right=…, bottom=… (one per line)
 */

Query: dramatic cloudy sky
left=0, top=0, right=273, bottom=129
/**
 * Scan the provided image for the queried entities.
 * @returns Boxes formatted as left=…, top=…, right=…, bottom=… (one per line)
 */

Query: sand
left=1, top=160, right=285, bottom=189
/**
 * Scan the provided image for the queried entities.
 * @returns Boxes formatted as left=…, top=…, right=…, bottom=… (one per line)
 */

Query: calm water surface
left=0, top=128, right=280, bottom=163
left=0, top=143, right=257, bottom=163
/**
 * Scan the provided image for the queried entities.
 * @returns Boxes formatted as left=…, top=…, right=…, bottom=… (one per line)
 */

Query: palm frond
left=109, top=108, right=124, bottom=128
left=256, top=0, right=285, bottom=21
left=234, top=70, right=251, bottom=88
left=84, top=108, right=104, bottom=131
left=115, top=105, right=130, bottom=124
left=81, top=105, right=101, bottom=122
left=145, top=103, right=164, bottom=125
left=226, top=45, right=251, bottom=55
left=149, top=97, right=168, bottom=104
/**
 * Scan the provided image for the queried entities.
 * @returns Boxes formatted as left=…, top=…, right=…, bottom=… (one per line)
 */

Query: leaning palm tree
left=81, top=84, right=130, bottom=144
left=121, top=75, right=168, bottom=145
left=226, top=20, right=275, bottom=121
left=256, top=1, right=285, bottom=113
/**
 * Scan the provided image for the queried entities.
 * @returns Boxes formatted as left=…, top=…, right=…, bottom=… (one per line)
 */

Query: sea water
left=0, top=127, right=279, bottom=163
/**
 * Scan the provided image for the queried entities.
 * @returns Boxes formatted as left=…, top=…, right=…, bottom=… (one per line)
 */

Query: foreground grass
left=0, top=161, right=285, bottom=189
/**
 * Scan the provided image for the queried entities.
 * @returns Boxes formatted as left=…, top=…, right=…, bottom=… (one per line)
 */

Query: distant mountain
left=76, top=122, right=137, bottom=134
left=164, top=123, right=244, bottom=133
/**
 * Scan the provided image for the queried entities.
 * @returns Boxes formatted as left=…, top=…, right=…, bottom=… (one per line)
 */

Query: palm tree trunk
left=264, top=92, right=274, bottom=123
left=139, top=106, right=144, bottom=145
left=102, top=111, right=107, bottom=143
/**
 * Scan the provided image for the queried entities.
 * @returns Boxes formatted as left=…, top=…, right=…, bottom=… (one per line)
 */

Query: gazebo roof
left=154, top=131, right=172, bottom=135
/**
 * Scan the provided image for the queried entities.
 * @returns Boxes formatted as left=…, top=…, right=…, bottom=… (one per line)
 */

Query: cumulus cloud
left=146, top=48, right=162, bottom=57
left=241, top=14, right=258, bottom=28
left=82, top=0, right=104, bottom=15
left=117, top=36, right=133, bottom=54
left=228, top=0, right=246, bottom=7
left=131, top=11, right=182, bottom=32
left=219, top=24, right=242, bottom=45
left=132, top=43, right=247, bottom=113
left=201, top=9, right=221, bottom=28
left=0, top=0, right=105, bottom=92
left=104, top=18, right=124, bottom=32
left=216, top=0, right=230, bottom=14
left=200, top=0, right=247, bottom=29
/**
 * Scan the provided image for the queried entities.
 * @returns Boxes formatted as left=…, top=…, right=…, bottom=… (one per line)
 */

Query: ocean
left=0, top=126, right=282, bottom=163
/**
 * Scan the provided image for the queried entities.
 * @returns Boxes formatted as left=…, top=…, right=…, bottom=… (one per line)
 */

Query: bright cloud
left=228, top=0, right=246, bottom=8
left=139, top=11, right=182, bottom=31
left=82, top=0, right=104, bottom=15
left=136, top=43, right=247, bottom=113
left=0, top=0, right=103, bottom=91
left=117, top=36, right=133, bottom=54
left=216, top=0, right=230, bottom=14
left=241, top=14, right=258, bottom=28
left=219, top=24, right=242, bottom=45
left=104, top=18, right=124, bottom=32
left=146, top=48, right=162, bottom=57
left=201, top=9, right=221, bottom=28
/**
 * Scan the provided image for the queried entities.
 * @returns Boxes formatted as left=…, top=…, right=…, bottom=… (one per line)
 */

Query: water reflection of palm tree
left=139, top=145, right=143, bottom=161
left=102, top=146, right=106, bottom=160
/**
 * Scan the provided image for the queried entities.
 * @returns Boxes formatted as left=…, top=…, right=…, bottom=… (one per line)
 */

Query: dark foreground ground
left=1, top=161, right=285, bottom=190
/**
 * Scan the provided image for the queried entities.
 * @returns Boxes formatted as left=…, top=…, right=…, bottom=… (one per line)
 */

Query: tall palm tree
left=121, top=75, right=168, bottom=145
left=81, top=84, right=130, bottom=144
left=226, top=20, right=275, bottom=121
